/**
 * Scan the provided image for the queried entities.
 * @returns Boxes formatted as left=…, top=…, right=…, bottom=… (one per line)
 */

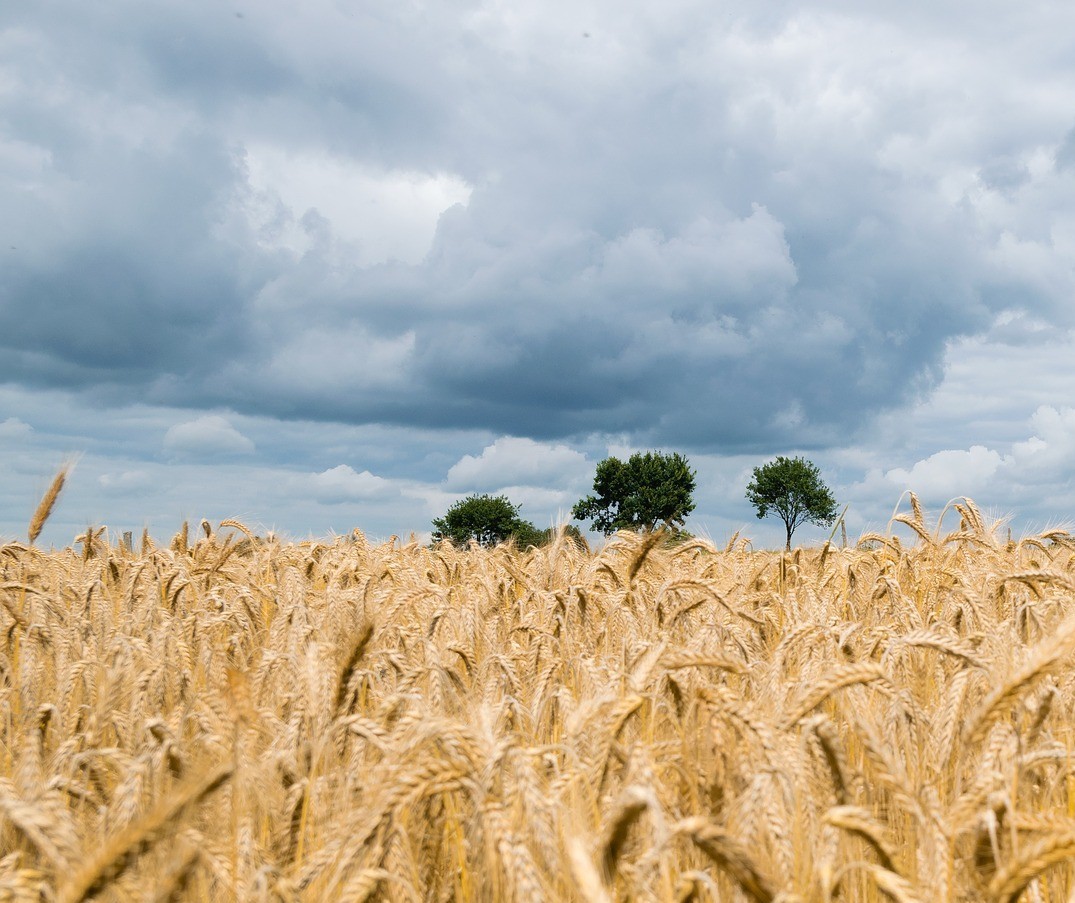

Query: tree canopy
left=572, top=451, right=696, bottom=535
left=432, top=494, right=544, bottom=548
left=745, top=456, right=838, bottom=550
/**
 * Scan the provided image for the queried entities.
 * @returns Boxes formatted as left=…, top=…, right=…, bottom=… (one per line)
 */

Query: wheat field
left=4, top=495, right=1075, bottom=901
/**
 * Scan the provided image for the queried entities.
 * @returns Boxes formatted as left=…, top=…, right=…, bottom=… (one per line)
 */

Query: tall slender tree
left=746, top=456, right=838, bottom=550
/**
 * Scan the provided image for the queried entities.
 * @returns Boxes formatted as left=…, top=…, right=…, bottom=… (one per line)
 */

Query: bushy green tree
left=504, top=518, right=548, bottom=550
left=572, top=451, right=696, bottom=535
left=432, top=494, right=543, bottom=548
left=745, top=456, right=838, bottom=550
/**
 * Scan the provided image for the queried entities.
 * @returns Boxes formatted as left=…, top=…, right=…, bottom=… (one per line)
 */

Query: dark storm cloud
left=0, top=129, right=257, bottom=383
left=3, top=0, right=1074, bottom=454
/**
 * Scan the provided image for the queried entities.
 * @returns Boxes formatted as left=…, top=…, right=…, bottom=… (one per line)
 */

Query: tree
left=504, top=519, right=548, bottom=550
left=572, top=451, right=696, bottom=535
left=432, top=494, right=543, bottom=548
left=745, top=456, right=838, bottom=551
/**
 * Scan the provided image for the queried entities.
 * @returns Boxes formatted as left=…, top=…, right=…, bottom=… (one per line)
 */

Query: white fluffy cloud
left=885, top=447, right=1005, bottom=500
left=242, top=145, right=472, bottom=264
left=308, top=465, right=394, bottom=503
left=98, top=470, right=153, bottom=494
left=163, top=415, right=255, bottom=457
left=0, top=418, right=33, bottom=439
left=847, top=405, right=1075, bottom=524
left=1010, top=406, right=1075, bottom=473
left=445, top=437, right=591, bottom=491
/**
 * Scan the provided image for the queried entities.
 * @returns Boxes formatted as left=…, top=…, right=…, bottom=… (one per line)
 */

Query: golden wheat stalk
left=675, top=817, right=774, bottom=903
left=782, top=662, right=892, bottom=729
left=600, top=787, right=650, bottom=882
left=823, top=805, right=898, bottom=872
left=566, top=837, right=613, bottom=903
left=27, top=466, right=68, bottom=545
left=59, top=763, right=233, bottom=903
left=8, top=498, right=1075, bottom=901
left=861, top=863, right=925, bottom=903
left=218, top=518, right=256, bottom=542
left=961, top=610, right=1075, bottom=754
left=0, top=779, right=74, bottom=873
left=806, top=715, right=851, bottom=805
left=988, top=832, right=1075, bottom=903
left=626, top=529, right=665, bottom=585
left=335, top=621, right=376, bottom=717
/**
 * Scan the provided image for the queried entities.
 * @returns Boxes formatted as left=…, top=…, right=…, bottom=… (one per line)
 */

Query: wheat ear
left=807, top=716, right=850, bottom=805
left=627, top=529, right=665, bottom=585
left=335, top=621, right=375, bottom=717
left=675, top=817, right=774, bottom=903
left=28, top=467, right=67, bottom=545
left=600, top=787, right=650, bottom=881
left=961, top=611, right=1075, bottom=753
left=675, top=871, right=711, bottom=903
left=823, top=806, right=897, bottom=872
left=59, top=763, right=232, bottom=903
left=988, top=832, right=1075, bottom=903
left=566, top=837, right=613, bottom=903
left=148, top=841, right=200, bottom=903
left=861, top=863, right=924, bottom=903
left=218, top=518, right=256, bottom=541
left=783, top=662, right=891, bottom=729
left=0, top=778, right=73, bottom=872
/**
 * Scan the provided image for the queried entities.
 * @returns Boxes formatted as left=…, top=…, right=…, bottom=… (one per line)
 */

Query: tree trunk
left=785, top=522, right=793, bottom=551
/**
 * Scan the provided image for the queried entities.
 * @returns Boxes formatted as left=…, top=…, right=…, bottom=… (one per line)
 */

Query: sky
left=3, top=0, right=1075, bottom=549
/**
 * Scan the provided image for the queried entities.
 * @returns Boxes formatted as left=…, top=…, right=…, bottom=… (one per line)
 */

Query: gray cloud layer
left=5, top=1, right=1074, bottom=452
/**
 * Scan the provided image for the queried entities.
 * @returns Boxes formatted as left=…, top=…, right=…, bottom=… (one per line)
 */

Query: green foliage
left=572, top=451, right=696, bottom=535
left=432, top=494, right=543, bottom=548
left=662, top=526, right=695, bottom=546
left=745, top=456, right=838, bottom=550
left=538, top=523, right=589, bottom=549
left=506, top=519, right=549, bottom=550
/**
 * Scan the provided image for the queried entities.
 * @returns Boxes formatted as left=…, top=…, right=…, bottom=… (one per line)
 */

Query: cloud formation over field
left=308, top=465, right=394, bottom=503
left=5, top=0, right=1075, bottom=448
left=2, top=1, right=1075, bottom=544
left=163, top=416, right=255, bottom=458
left=445, top=437, right=591, bottom=493
left=851, top=406, right=1075, bottom=512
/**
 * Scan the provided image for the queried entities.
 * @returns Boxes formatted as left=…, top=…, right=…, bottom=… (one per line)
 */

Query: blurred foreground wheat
left=4, top=498, right=1075, bottom=901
